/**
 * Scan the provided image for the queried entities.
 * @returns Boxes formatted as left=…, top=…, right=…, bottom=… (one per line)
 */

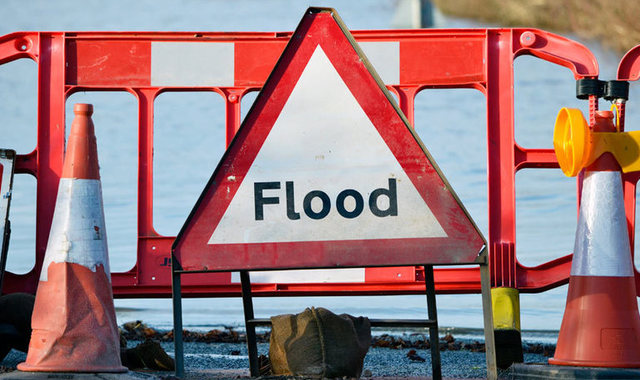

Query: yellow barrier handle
left=610, top=130, right=640, bottom=173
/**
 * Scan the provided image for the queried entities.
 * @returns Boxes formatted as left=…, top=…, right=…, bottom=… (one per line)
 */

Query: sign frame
left=171, top=8, right=496, bottom=379
left=171, top=7, right=486, bottom=272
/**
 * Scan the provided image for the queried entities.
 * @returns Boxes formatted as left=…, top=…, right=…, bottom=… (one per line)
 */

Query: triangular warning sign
left=209, top=45, right=447, bottom=244
left=173, top=8, right=485, bottom=272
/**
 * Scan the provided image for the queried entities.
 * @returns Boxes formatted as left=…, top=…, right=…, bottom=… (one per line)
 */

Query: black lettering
left=254, top=182, right=280, bottom=221
left=336, top=189, right=364, bottom=219
left=303, top=190, right=331, bottom=220
left=285, top=181, right=301, bottom=220
left=369, top=178, right=398, bottom=217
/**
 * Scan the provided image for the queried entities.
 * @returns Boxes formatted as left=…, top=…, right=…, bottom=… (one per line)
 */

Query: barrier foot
left=510, top=363, right=640, bottom=379
left=491, top=287, right=523, bottom=369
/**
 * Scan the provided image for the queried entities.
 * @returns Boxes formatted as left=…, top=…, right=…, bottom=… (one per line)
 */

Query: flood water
left=0, top=0, right=638, bottom=342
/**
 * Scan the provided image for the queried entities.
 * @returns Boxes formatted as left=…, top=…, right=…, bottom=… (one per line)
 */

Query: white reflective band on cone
left=571, top=171, right=633, bottom=277
left=40, top=178, right=111, bottom=282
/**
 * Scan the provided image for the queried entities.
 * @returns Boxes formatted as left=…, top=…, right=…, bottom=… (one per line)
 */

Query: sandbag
left=269, top=307, right=371, bottom=378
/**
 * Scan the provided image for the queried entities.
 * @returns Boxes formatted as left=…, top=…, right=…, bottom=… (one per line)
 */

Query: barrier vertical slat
left=486, top=30, right=516, bottom=288
left=135, top=88, right=157, bottom=238
left=391, top=86, right=419, bottom=127
left=134, top=88, right=160, bottom=290
left=623, top=178, right=637, bottom=245
left=622, top=169, right=640, bottom=297
left=34, top=33, right=66, bottom=294
left=222, top=89, right=245, bottom=147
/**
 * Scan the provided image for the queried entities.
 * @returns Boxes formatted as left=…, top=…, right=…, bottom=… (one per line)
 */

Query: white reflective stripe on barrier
left=571, top=171, right=634, bottom=277
left=360, top=41, right=400, bottom=84
left=151, top=42, right=235, bottom=87
left=40, top=178, right=111, bottom=282
left=231, top=268, right=365, bottom=284
left=150, top=41, right=400, bottom=87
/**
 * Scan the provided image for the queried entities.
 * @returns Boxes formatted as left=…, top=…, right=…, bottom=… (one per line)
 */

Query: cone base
left=20, top=262, right=125, bottom=372
left=510, top=362, right=640, bottom=379
left=17, top=363, right=127, bottom=373
left=551, top=275, right=640, bottom=368
left=548, top=357, right=640, bottom=368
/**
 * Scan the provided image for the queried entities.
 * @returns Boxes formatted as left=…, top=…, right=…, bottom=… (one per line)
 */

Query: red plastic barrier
left=0, top=28, right=600, bottom=297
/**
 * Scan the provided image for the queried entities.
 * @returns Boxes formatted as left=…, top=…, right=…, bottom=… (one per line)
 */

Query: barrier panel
left=0, top=24, right=602, bottom=298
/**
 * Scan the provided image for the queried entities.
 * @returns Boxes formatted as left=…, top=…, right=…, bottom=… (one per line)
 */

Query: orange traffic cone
left=18, top=104, right=126, bottom=372
left=549, top=110, right=640, bottom=367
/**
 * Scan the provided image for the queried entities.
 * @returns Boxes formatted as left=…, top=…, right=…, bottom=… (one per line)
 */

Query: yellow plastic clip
left=611, top=103, right=620, bottom=132
left=553, top=107, right=640, bottom=176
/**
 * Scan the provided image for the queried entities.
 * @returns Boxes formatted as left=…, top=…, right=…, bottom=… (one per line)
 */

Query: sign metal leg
left=240, top=271, right=260, bottom=376
left=424, top=264, right=442, bottom=380
left=480, top=261, right=498, bottom=380
left=172, top=262, right=185, bottom=378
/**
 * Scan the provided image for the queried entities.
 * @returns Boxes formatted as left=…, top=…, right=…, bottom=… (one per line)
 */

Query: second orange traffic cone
left=18, top=104, right=126, bottom=372
left=549, top=110, right=640, bottom=367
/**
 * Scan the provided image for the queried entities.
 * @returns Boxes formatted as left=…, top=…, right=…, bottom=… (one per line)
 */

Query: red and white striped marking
left=72, top=38, right=418, bottom=87
left=149, top=41, right=399, bottom=87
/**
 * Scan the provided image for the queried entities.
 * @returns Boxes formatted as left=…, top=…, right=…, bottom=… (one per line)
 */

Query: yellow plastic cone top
left=553, top=107, right=640, bottom=176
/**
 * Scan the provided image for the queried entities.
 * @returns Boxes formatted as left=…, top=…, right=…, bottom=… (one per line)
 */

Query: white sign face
left=208, top=46, right=446, bottom=245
